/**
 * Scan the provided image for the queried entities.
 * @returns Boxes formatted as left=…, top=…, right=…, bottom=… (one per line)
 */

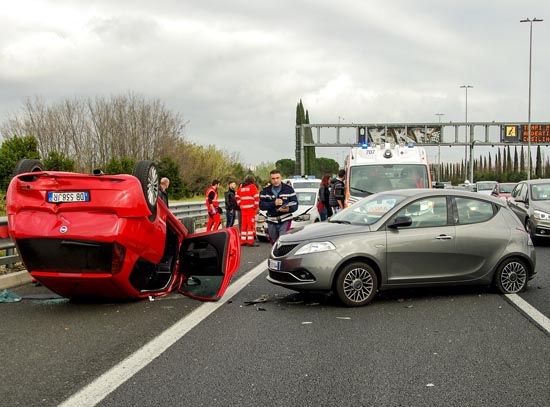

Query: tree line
left=434, top=144, right=550, bottom=185
left=0, top=94, right=339, bottom=200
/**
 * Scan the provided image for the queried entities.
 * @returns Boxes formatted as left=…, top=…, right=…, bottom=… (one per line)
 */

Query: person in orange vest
left=205, top=180, right=222, bottom=231
left=236, top=174, right=259, bottom=246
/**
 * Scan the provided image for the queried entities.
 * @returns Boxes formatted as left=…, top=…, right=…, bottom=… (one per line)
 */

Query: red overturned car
left=6, top=159, right=241, bottom=301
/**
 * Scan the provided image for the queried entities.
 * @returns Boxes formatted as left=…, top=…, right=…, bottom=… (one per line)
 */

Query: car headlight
left=295, top=241, right=336, bottom=255
left=294, top=214, right=311, bottom=222
left=533, top=210, right=550, bottom=220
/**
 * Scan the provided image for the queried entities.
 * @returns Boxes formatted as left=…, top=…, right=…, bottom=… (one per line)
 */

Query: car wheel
left=13, top=159, right=43, bottom=175
left=182, top=216, right=195, bottom=234
left=132, top=160, right=159, bottom=220
left=495, top=257, right=528, bottom=294
left=334, top=262, right=378, bottom=307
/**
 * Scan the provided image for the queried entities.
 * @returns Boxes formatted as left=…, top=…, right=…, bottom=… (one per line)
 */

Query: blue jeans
left=267, top=221, right=292, bottom=244
left=226, top=210, right=236, bottom=227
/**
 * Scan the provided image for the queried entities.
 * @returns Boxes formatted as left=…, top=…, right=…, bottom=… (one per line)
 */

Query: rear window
left=455, top=197, right=495, bottom=225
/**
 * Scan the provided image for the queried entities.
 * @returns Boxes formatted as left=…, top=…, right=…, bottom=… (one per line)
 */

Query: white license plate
left=268, top=259, right=281, bottom=271
left=47, top=191, right=90, bottom=203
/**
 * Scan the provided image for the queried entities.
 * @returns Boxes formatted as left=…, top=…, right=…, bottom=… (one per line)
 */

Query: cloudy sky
left=1, top=0, right=549, bottom=168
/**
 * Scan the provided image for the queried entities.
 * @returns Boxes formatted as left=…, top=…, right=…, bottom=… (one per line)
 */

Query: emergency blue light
left=407, top=142, right=414, bottom=148
left=361, top=142, right=369, bottom=149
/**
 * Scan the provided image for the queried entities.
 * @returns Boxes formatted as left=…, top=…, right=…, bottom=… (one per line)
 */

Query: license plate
left=268, top=259, right=281, bottom=271
left=47, top=191, right=90, bottom=203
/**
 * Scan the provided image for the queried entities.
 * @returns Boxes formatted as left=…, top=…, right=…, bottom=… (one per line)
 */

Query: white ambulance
left=345, top=142, right=432, bottom=206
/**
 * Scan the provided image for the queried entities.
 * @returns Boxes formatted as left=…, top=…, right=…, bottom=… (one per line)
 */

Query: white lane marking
left=505, top=293, right=550, bottom=334
left=59, top=261, right=268, bottom=407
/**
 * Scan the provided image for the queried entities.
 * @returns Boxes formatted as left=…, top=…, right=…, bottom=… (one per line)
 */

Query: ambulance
left=345, top=142, right=432, bottom=206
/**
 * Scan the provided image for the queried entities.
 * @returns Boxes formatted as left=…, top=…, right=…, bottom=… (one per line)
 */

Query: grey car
left=267, top=189, right=536, bottom=307
left=508, top=179, right=550, bottom=240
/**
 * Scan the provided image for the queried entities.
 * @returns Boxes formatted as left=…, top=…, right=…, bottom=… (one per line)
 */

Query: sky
left=0, top=0, right=549, bottom=169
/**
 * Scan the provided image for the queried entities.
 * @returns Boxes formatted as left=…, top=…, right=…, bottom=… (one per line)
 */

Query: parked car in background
left=491, top=182, right=517, bottom=200
left=6, top=159, right=241, bottom=300
left=508, top=179, right=550, bottom=241
left=283, top=176, right=322, bottom=190
left=267, top=189, right=536, bottom=307
left=475, top=181, right=498, bottom=195
left=256, top=187, right=321, bottom=242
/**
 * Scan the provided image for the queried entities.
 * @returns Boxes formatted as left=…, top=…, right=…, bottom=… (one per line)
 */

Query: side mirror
left=387, top=215, right=412, bottom=229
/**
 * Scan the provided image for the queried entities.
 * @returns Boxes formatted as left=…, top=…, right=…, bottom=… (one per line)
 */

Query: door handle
left=435, top=235, right=453, bottom=240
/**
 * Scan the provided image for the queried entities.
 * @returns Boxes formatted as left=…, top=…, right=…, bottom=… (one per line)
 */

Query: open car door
left=177, top=227, right=241, bottom=301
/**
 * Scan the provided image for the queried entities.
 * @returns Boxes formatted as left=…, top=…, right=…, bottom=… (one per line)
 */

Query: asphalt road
left=1, top=242, right=549, bottom=407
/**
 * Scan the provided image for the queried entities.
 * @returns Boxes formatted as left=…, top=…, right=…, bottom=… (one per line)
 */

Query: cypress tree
left=536, top=145, right=542, bottom=178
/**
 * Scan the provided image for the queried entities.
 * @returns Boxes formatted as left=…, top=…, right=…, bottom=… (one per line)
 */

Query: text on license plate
left=47, top=191, right=90, bottom=203
left=268, top=259, right=281, bottom=271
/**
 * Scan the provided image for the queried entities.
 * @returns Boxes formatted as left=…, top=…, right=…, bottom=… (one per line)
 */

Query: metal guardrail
left=0, top=200, right=221, bottom=268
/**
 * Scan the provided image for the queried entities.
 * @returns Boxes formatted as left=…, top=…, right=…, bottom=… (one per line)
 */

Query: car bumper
left=266, top=251, right=342, bottom=291
left=531, top=218, right=550, bottom=238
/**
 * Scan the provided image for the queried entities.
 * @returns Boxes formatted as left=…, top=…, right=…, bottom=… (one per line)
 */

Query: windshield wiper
left=329, top=219, right=351, bottom=224
left=350, top=186, right=367, bottom=193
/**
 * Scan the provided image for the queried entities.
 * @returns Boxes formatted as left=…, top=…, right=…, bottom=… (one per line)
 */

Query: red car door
left=177, top=227, right=241, bottom=301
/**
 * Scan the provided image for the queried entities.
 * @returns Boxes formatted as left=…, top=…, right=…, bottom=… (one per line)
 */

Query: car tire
left=495, top=257, right=528, bottom=294
left=182, top=216, right=195, bottom=234
left=13, top=159, right=43, bottom=175
left=334, top=262, right=378, bottom=307
left=132, top=160, right=159, bottom=221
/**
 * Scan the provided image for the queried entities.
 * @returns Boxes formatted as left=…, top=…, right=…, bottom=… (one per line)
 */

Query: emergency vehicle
left=345, top=142, right=432, bottom=205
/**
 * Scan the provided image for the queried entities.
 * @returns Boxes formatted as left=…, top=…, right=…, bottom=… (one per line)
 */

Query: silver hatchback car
left=267, top=189, right=536, bottom=307
left=507, top=179, right=550, bottom=241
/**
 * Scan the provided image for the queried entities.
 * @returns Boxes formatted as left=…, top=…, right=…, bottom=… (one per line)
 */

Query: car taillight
left=111, top=242, right=126, bottom=274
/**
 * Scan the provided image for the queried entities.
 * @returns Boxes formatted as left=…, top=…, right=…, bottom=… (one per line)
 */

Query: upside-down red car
left=6, top=159, right=241, bottom=300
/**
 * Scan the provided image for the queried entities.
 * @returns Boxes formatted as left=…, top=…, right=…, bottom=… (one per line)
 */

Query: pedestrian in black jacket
left=224, top=181, right=238, bottom=227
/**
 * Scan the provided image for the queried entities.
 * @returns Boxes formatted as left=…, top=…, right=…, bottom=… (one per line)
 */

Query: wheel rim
left=343, top=267, right=374, bottom=303
left=146, top=165, right=159, bottom=206
left=500, top=261, right=527, bottom=293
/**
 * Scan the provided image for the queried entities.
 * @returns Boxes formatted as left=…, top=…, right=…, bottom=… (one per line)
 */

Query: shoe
left=248, top=243, right=260, bottom=247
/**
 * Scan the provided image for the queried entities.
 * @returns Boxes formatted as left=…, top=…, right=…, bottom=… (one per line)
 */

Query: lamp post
left=435, top=113, right=444, bottom=181
left=460, top=85, right=473, bottom=182
left=520, top=18, right=543, bottom=180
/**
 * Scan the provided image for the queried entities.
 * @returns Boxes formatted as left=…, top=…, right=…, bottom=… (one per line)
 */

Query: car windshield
left=329, top=193, right=407, bottom=225
left=296, top=191, right=316, bottom=206
left=477, top=182, right=496, bottom=191
left=499, top=184, right=515, bottom=193
left=348, top=164, right=429, bottom=197
left=531, top=184, right=550, bottom=201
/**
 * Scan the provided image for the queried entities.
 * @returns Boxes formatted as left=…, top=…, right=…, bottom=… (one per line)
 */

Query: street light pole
left=520, top=18, right=543, bottom=180
left=435, top=113, right=444, bottom=181
left=460, top=85, right=473, bottom=182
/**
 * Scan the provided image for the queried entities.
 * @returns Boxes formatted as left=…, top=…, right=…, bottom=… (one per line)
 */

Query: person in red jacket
left=236, top=175, right=259, bottom=246
left=205, top=180, right=222, bottom=231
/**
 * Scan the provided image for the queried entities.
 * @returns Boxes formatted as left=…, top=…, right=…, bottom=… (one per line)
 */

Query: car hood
left=531, top=200, right=550, bottom=212
left=283, top=221, right=371, bottom=241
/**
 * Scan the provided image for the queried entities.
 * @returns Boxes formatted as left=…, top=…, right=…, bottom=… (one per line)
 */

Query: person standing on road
left=159, top=177, right=170, bottom=207
left=224, top=180, right=238, bottom=228
left=205, top=180, right=222, bottom=231
left=318, top=174, right=332, bottom=221
left=236, top=175, right=259, bottom=246
left=329, top=169, right=346, bottom=214
left=259, top=169, right=298, bottom=245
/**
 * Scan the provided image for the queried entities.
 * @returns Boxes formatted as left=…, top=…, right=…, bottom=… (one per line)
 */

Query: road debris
left=244, top=294, right=270, bottom=306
